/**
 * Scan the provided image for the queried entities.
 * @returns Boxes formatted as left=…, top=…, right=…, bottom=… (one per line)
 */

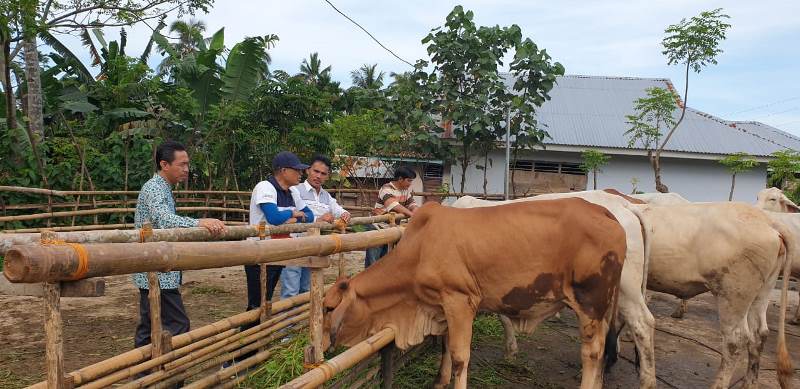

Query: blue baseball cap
left=272, top=151, right=309, bottom=171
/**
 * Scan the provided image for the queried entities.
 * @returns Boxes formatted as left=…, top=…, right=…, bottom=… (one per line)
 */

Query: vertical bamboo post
left=46, top=193, right=52, bottom=228
left=258, top=221, right=271, bottom=324
left=386, top=213, right=397, bottom=252
left=305, top=227, right=325, bottom=372
left=379, top=343, right=395, bottom=389
left=41, top=231, right=66, bottom=389
left=141, top=222, right=165, bottom=362
left=335, top=221, right=347, bottom=278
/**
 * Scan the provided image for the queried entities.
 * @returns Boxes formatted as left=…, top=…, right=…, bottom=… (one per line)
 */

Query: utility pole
left=504, top=108, right=511, bottom=200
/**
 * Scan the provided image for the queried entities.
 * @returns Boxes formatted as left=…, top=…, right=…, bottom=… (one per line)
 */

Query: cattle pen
left=1, top=211, right=428, bottom=388
left=3, top=187, right=800, bottom=388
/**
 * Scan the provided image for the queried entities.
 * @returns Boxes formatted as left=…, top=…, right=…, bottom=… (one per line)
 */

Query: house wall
left=447, top=149, right=768, bottom=202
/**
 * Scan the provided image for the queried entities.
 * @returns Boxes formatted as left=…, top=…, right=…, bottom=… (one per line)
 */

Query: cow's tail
left=772, top=221, right=795, bottom=388
left=603, top=312, right=620, bottom=372
left=623, top=203, right=651, bottom=296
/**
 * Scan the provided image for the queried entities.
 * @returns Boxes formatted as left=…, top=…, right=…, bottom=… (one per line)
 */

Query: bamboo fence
left=9, top=214, right=413, bottom=389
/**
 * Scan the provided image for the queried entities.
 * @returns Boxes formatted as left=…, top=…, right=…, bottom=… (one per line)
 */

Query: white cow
left=756, top=187, right=800, bottom=324
left=631, top=192, right=691, bottom=205
left=627, top=201, right=794, bottom=388
left=630, top=192, right=694, bottom=318
left=452, top=190, right=657, bottom=389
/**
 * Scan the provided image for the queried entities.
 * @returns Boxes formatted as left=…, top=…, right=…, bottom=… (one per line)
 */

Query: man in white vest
left=283, top=155, right=351, bottom=298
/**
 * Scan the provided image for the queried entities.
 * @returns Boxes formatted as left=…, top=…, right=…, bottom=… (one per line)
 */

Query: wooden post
left=336, top=221, right=346, bottom=278
left=141, top=222, right=166, bottom=363
left=258, top=221, right=271, bottom=325
left=379, top=343, right=395, bottom=389
left=305, top=228, right=325, bottom=372
left=387, top=213, right=397, bottom=252
left=41, top=231, right=67, bottom=389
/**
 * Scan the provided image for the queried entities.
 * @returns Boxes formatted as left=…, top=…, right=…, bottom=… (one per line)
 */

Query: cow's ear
left=782, top=195, right=800, bottom=213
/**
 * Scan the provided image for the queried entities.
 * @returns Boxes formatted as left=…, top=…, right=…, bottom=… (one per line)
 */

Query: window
left=513, top=160, right=585, bottom=176
left=511, top=160, right=533, bottom=171
left=424, top=164, right=443, bottom=180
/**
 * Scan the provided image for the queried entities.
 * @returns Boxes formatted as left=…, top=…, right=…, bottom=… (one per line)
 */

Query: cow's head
left=756, top=187, right=800, bottom=213
left=322, top=276, right=370, bottom=350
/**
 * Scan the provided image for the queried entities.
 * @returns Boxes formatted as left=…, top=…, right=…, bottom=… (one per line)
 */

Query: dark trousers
left=234, top=264, right=283, bottom=363
left=135, top=288, right=190, bottom=348
left=363, top=223, right=389, bottom=268
left=244, top=264, right=283, bottom=310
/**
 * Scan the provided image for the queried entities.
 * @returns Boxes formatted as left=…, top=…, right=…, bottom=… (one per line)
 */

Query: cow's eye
left=325, top=307, right=334, bottom=313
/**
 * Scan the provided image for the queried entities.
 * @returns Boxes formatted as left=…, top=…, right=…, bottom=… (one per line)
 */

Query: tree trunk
left=22, top=36, right=44, bottom=143
left=728, top=173, right=736, bottom=201
left=1, top=38, right=16, bottom=131
left=459, top=144, right=470, bottom=194
left=482, top=151, right=489, bottom=196
left=649, top=152, right=669, bottom=193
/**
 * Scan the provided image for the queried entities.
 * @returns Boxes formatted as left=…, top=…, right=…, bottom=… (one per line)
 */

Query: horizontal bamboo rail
left=0, top=185, right=512, bottom=199
left=280, top=328, right=396, bottom=389
left=27, top=291, right=316, bottom=388
left=2, top=221, right=249, bottom=234
left=0, top=214, right=405, bottom=254
left=4, top=227, right=403, bottom=283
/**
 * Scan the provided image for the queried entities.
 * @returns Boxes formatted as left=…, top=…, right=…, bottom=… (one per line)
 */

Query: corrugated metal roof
left=727, top=121, right=800, bottom=151
left=501, top=74, right=796, bottom=157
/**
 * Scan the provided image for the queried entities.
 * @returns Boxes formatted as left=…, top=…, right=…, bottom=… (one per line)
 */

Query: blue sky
left=53, top=0, right=800, bottom=135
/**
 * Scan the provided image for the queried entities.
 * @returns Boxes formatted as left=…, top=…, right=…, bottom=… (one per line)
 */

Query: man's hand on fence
left=199, top=218, right=226, bottom=235
left=320, top=213, right=335, bottom=223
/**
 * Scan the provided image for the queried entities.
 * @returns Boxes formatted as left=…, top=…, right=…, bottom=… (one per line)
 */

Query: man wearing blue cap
left=245, top=151, right=315, bottom=309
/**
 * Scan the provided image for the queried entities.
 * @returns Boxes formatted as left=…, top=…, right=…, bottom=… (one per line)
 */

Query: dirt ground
left=2, top=252, right=800, bottom=388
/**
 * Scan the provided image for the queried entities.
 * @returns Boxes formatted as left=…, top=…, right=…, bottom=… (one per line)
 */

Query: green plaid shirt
left=132, top=174, right=198, bottom=289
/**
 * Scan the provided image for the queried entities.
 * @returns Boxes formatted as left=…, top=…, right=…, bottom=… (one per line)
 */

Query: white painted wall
left=447, top=149, right=768, bottom=202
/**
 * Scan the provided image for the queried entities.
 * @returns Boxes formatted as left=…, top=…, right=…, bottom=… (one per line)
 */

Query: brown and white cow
left=756, top=187, right=800, bottom=324
left=453, top=190, right=657, bottom=388
left=322, top=199, right=627, bottom=389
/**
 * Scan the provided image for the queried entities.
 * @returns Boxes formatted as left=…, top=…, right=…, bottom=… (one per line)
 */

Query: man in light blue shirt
left=133, top=141, right=225, bottom=351
left=282, top=155, right=351, bottom=298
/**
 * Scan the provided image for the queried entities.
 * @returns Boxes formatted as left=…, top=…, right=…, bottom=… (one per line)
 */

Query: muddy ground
left=2, top=252, right=800, bottom=388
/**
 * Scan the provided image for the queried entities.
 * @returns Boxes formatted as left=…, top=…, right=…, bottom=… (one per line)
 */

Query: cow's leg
left=711, top=297, right=751, bottom=389
left=743, top=293, right=770, bottom=389
left=440, top=294, right=475, bottom=389
left=498, top=315, right=518, bottom=360
left=572, top=311, right=609, bottom=389
left=617, top=288, right=657, bottom=388
left=670, top=298, right=688, bottom=318
left=434, top=334, right=452, bottom=389
left=792, top=289, right=800, bottom=325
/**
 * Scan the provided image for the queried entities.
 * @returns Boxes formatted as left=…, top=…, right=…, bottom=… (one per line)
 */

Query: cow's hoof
left=504, top=350, right=518, bottom=361
left=670, top=306, right=686, bottom=319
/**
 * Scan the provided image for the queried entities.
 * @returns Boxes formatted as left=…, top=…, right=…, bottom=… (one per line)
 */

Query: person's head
left=307, top=155, right=332, bottom=190
left=155, top=141, right=190, bottom=185
left=272, top=151, right=309, bottom=187
left=392, top=166, right=417, bottom=190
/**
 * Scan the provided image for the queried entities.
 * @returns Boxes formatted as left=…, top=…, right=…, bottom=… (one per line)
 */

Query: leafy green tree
left=418, top=6, right=563, bottom=192
left=719, top=152, right=757, bottom=201
left=768, top=150, right=800, bottom=190
left=654, top=8, right=731, bottom=192
left=581, top=149, right=611, bottom=190
left=625, top=87, right=677, bottom=192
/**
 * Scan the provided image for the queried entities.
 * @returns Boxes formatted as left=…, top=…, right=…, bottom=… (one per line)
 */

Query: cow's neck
left=353, top=253, right=416, bottom=311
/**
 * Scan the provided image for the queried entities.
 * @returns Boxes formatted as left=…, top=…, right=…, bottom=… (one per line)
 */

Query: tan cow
left=322, top=200, right=627, bottom=389
left=628, top=202, right=794, bottom=389
left=627, top=192, right=694, bottom=318
left=453, top=190, right=657, bottom=388
left=756, top=187, right=800, bottom=324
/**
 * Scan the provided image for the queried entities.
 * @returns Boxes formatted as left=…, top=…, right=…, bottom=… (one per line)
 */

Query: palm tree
left=350, top=64, right=385, bottom=89
left=170, top=18, right=206, bottom=55
left=299, top=52, right=331, bottom=85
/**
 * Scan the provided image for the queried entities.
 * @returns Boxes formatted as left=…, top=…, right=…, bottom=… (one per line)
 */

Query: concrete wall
left=447, top=149, right=768, bottom=202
